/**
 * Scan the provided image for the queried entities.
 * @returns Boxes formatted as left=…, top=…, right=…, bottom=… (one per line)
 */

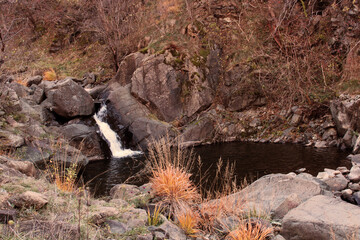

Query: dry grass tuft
left=15, top=78, right=28, bottom=87
left=147, top=137, right=200, bottom=206
left=226, top=221, right=273, bottom=240
left=43, top=68, right=57, bottom=81
left=44, top=140, right=81, bottom=193
left=175, top=204, right=200, bottom=237
left=151, top=165, right=199, bottom=204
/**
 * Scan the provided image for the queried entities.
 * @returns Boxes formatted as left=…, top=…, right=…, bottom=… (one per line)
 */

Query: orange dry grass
left=43, top=68, right=57, bottom=81
left=15, top=78, right=28, bottom=87
left=55, top=175, right=76, bottom=192
left=199, top=196, right=245, bottom=233
left=147, top=136, right=200, bottom=205
left=176, top=206, right=200, bottom=237
left=226, top=221, right=273, bottom=240
left=150, top=165, right=199, bottom=204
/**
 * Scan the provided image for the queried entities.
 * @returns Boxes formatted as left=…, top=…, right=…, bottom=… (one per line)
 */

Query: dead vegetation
left=145, top=137, right=273, bottom=239
left=1, top=0, right=356, bottom=106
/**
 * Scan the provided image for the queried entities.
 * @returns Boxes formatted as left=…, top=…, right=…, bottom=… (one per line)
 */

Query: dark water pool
left=81, top=142, right=351, bottom=197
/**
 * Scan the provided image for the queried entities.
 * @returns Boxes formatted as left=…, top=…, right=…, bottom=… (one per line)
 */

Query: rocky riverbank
left=1, top=153, right=360, bottom=239
left=3, top=70, right=360, bottom=166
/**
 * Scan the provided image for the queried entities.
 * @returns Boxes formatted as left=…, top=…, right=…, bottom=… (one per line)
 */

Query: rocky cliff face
left=0, top=76, right=105, bottom=165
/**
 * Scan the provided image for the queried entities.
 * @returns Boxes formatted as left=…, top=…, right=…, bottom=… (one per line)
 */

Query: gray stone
left=16, top=146, right=50, bottom=165
left=121, top=208, right=148, bottom=229
left=337, top=166, right=350, bottom=174
left=2, top=157, right=36, bottom=177
left=354, top=192, right=360, bottom=205
left=271, top=193, right=301, bottom=220
left=272, top=235, right=286, bottom=240
left=343, top=129, right=356, bottom=148
left=180, top=113, right=215, bottom=144
left=85, top=85, right=107, bottom=99
left=26, top=75, right=42, bottom=86
left=31, top=85, right=45, bottom=104
left=330, top=95, right=360, bottom=137
left=62, top=124, right=93, bottom=140
left=341, top=189, right=355, bottom=204
left=348, top=154, right=360, bottom=165
left=112, top=52, right=145, bottom=86
left=281, top=195, right=360, bottom=240
left=105, top=220, right=128, bottom=234
left=9, top=191, right=48, bottom=210
left=110, top=184, right=141, bottom=200
left=89, top=206, right=120, bottom=225
left=349, top=183, right=360, bottom=191
left=321, top=173, right=349, bottom=191
left=131, top=54, right=185, bottom=122
left=45, top=79, right=94, bottom=118
left=152, top=219, right=187, bottom=240
left=322, top=128, right=337, bottom=140
left=53, top=144, right=89, bottom=167
left=290, top=114, right=302, bottom=126
left=348, top=165, right=360, bottom=182
left=314, top=141, right=327, bottom=148
left=221, top=174, right=329, bottom=217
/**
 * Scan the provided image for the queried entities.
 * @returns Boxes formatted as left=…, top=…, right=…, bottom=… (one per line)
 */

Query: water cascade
left=94, top=105, right=142, bottom=158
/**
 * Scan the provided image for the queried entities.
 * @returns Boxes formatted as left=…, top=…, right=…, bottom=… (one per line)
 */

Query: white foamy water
left=94, top=105, right=142, bottom=158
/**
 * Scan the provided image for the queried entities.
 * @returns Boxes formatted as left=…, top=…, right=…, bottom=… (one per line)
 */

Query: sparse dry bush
left=85, top=0, right=145, bottom=71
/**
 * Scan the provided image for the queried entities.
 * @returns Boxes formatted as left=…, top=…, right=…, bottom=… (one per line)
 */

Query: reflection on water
left=82, top=142, right=350, bottom=197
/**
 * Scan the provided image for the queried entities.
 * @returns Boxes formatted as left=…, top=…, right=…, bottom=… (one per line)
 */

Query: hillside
left=1, top=0, right=360, bottom=147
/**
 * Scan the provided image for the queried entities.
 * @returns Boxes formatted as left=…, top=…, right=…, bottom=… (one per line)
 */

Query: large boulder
left=107, top=83, right=173, bottom=148
left=330, top=95, right=360, bottom=137
left=281, top=195, right=360, bottom=240
left=131, top=53, right=215, bottom=122
left=131, top=54, right=186, bottom=122
left=222, top=173, right=330, bottom=218
left=61, top=123, right=104, bottom=161
left=180, top=111, right=216, bottom=144
left=112, top=52, right=145, bottom=86
left=42, top=79, right=94, bottom=119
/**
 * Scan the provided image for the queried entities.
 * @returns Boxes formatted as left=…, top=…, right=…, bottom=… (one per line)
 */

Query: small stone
left=271, top=193, right=301, bottom=220
left=348, top=165, right=360, bottom=182
left=105, top=220, right=128, bottom=234
left=336, top=166, right=350, bottom=174
left=5, top=160, right=36, bottom=177
left=354, top=192, right=360, bottom=205
left=26, top=75, right=42, bottom=86
left=322, top=173, right=349, bottom=191
left=295, top=168, right=306, bottom=174
left=290, top=114, right=302, bottom=126
left=110, top=184, right=141, bottom=200
left=324, top=168, right=336, bottom=177
left=317, top=172, right=329, bottom=180
left=349, top=183, right=360, bottom=191
left=314, top=141, right=327, bottom=148
left=286, top=172, right=296, bottom=177
left=9, top=191, right=48, bottom=210
left=341, top=189, right=355, bottom=204
left=89, top=207, right=120, bottom=225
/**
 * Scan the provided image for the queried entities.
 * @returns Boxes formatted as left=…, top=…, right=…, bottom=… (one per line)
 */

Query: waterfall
left=94, top=105, right=142, bottom=158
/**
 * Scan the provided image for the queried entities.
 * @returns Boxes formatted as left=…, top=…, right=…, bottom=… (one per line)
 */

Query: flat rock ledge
left=281, top=195, right=360, bottom=240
